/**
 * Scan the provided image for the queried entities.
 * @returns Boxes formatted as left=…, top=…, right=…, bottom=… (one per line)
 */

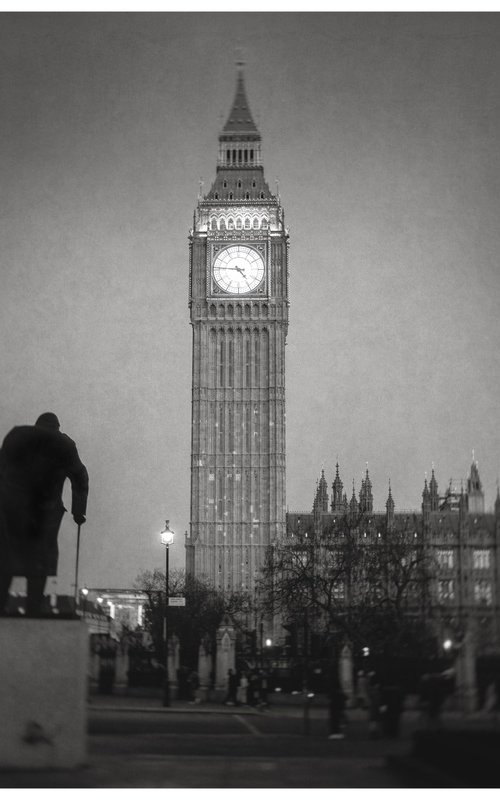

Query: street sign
left=168, top=597, right=186, bottom=607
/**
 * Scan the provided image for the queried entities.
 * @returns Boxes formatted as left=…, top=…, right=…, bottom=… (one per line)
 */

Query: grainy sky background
left=1, top=11, right=499, bottom=594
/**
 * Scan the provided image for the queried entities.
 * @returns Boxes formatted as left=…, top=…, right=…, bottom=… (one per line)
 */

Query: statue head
left=35, top=412, right=60, bottom=431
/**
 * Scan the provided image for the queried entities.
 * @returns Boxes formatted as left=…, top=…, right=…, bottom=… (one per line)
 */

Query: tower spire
left=222, top=63, right=259, bottom=135
left=207, top=63, right=272, bottom=198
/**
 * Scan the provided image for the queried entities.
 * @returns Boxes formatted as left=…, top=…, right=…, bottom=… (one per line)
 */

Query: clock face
left=213, top=245, right=265, bottom=295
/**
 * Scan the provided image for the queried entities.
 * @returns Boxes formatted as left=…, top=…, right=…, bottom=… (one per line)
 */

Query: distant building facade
left=84, top=588, right=147, bottom=632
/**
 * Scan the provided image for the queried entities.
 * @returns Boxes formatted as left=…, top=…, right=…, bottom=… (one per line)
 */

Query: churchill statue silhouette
left=0, top=413, right=88, bottom=616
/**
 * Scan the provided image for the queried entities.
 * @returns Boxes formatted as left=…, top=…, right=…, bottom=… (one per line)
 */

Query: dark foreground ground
left=0, top=692, right=499, bottom=788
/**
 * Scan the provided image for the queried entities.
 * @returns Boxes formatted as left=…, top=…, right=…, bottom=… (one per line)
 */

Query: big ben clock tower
left=186, top=65, right=289, bottom=595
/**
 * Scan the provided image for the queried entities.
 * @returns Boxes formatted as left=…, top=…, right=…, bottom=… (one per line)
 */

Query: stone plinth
left=215, top=622, right=236, bottom=691
left=0, top=618, right=88, bottom=769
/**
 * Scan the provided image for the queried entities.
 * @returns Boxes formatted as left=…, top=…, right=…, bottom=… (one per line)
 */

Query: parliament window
left=473, top=549, right=490, bottom=569
left=474, top=581, right=492, bottom=605
left=332, top=582, right=345, bottom=600
left=437, top=580, right=454, bottom=602
left=436, top=549, right=454, bottom=569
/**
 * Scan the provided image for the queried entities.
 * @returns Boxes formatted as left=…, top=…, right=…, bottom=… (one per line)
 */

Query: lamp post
left=160, top=520, right=175, bottom=707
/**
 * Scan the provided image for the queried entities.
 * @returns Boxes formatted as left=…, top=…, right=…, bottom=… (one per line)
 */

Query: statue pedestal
left=0, top=618, right=88, bottom=769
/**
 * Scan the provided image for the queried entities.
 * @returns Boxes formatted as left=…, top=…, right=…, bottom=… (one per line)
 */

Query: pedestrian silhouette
left=0, top=413, right=88, bottom=616
left=327, top=670, right=346, bottom=740
left=224, top=668, right=238, bottom=705
left=367, top=671, right=383, bottom=738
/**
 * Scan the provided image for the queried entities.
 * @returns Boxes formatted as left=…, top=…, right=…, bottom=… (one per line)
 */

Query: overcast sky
left=1, top=12, right=499, bottom=594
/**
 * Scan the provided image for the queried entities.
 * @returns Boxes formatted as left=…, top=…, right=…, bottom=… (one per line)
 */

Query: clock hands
left=225, top=264, right=246, bottom=276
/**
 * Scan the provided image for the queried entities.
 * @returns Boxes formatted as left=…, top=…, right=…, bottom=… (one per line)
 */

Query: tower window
left=245, top=406, right=251, bottom=451
left=252, top=180, right=256, bottom=188
left=214, top=193, right=219, bottom=200
left=245, top=193, right=250, bottom=200
left=250, top=149, right=254, bottom=160
left=245, top=339, right=251, bottom=387
left=232, top=149, right=236, bottom=162
left=228, top=341, right=234, bottom=388
left=226, top=149, right=230, bottom=162
left=237, top=180, right=242, bottom=188
left=260, top=192, right=265, bottom=199
left=223, top=180, right=227, bottom=188
left=228, top=406, right=234, bottom=450
left=219, top=340, right=225, bottom=385
left=238, top=149, right=242, bottom=162
left=229, top=193, right=233, bottom=200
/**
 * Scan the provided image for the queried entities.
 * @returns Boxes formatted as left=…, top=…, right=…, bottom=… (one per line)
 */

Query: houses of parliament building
left=287, top=458, right=500, bottom=668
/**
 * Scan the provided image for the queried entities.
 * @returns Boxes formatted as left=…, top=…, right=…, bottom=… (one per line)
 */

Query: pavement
left=1, top=691, right=499, bottom=788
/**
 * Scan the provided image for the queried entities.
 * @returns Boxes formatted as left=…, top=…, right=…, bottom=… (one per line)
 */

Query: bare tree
left=259, top=511, right=436, bottom=670
left=134, top=569, right=253, bottom=668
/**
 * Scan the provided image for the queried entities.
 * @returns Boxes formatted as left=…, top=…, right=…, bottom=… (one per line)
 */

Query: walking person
left=258, top=668, right=269, bottom=707
left=224, top=668, right=238, bottom=705
left=366, top=672, right=383, bottom=738
left=380, top=682, right=404, bottom=738
left=187, top=669, right=200, bottom=703
left=327, top=675, right=347, bottom=740
left=0, top=413, right=88, bottom=616
left=237, top=671, right=249, bottom=705
left=356, top=670, right=369, bottom=709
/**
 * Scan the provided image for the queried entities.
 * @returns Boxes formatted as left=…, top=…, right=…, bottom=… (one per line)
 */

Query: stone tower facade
left=186, top=66, right=289, bottom=594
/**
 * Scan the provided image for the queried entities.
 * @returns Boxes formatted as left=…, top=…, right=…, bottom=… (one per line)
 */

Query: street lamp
left=160, top=520, right=175, bottom=707
left=81, top=587, right=89, bottom=619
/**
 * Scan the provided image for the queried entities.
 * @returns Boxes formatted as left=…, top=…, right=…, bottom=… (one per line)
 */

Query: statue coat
left=0, top=425, right=88, bottom=576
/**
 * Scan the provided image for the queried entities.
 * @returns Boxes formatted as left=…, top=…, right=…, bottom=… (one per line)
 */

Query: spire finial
left=235, top=43, right=245, bottom=72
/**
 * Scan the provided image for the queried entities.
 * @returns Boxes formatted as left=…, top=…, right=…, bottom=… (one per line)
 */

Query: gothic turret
left=386, top=481, right=395, bottom=528
left=422, top=476, right=431, bottom=523
left=331, top=462, right=345, bottom=513
left=429, top=467, right=439, bottom=511
left=359, top=466, right=373, bottom=515
left=349, top=480, right=358, bottom=518
left=313, top=469, right=329, bottom=515
left=467, top=456, right=485, bottom=514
